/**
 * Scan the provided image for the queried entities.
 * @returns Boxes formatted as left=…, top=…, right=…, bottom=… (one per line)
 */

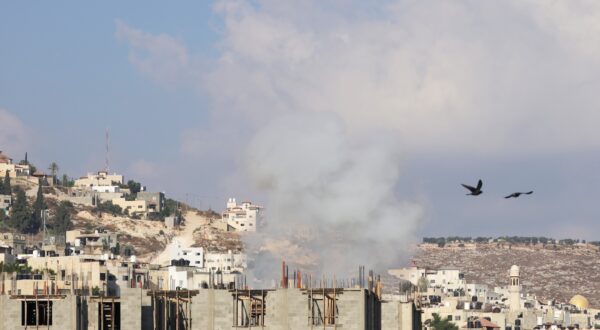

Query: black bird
left=504, top=191, right=533, bottom=199
left=461, top=179, right=483, bottom=196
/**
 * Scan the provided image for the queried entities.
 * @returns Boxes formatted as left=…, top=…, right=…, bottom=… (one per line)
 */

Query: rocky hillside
left=411, top=243, right=600, bottom=306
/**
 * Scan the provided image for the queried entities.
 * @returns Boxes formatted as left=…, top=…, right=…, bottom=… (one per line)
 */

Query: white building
left=388, top=266, right=465, bottom=292
left=204, top=250, right=246, bottom=272
left=426, top=267, right=466, bottom=291
left=91, top=185, right=121, bottom=193
left=166, top=266, right=239, bottom=290
left=171, top=243, right=246, bottom=272
left=172, top=246, right=205, bottom=268
left=74, top=171, right=124, bottom=188
left=222, top=198, right=261, bottom=232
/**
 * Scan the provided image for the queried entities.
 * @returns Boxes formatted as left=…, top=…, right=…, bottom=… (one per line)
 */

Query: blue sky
left=2, top=1, right=600, bottom=241
left=0, top=2, right=221, bottom=200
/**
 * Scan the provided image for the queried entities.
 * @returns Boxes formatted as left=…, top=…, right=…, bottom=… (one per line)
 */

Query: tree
left=53, top=201, right=73, bottom=237
left=48, top=162, right=59, bottom=177
left=127, top=180, right=141, bottom=195
left=8, top=188, right=29, bottom=232
left=430, top=313, right=458, bottom=330
left=28, top=181, right=45, bottom=233
left=159, top=198, right=180, bottom=218
left=0, top=171, right=10, bottom=194
left=61, top=174, right=74, bottom=187
left=95, top=201, right=122, bottom=216
left=122, top=245, right=135, bottom=257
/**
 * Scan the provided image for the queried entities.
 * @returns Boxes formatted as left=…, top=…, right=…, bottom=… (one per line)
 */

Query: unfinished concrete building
left=0, top=286, right=394, bottom=329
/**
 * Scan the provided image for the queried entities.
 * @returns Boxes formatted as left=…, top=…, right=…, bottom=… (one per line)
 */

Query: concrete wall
left=0, top=295, right=78, bottom=330
left=381, top=299, right=422, bottom=330
left=187, top=288, right=380, bottom=330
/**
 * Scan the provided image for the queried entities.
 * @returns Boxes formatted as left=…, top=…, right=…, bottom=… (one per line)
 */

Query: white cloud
left=206, top=0, right=600, bottom=154
left=0, top=109, right=29, bottom=156
left=115, top=20, right=199, bottom=86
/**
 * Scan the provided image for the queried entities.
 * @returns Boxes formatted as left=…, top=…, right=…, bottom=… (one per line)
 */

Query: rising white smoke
left=242, top=111, right=423, bottom=283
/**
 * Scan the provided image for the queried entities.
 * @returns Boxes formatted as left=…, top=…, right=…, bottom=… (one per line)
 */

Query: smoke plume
left=242, top=112, right=423, bottom=283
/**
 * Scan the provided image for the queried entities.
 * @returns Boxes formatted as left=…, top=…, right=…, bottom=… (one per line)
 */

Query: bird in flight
left=504, top=191, right=533, bottom=199
left=462, top=179, right=483, bottom=196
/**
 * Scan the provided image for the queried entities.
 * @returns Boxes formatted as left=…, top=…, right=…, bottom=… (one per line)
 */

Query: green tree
left=28, top=181, right=45, bottom=233
left=8, top=188, right=29, bottom=232
left=159, top=198, right=180, bottom=218
left=53, top=201, right=73, bottom=237
left=1, top=171, right=10, bottom=194
left=95, top=201, right=122, bottom=216
left=61, top=174, right=74, bottom=187
left=127, top=180, right=141, bottom=194
left=48, top=162, right=59, bottom=177
left=430, top=313, right=458, bottom=330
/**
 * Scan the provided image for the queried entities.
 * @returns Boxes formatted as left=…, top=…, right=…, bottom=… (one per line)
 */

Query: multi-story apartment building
left=222, top=197, right=261, bottom=232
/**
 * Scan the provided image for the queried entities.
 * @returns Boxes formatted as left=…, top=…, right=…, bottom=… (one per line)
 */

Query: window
left=100, top=273, right=106, bottom=281
left=234, top=290, right=266, bottom=327
left=122, top=275, right=128, bottom=281
left=22, top=301, right=52, bottom=326
left=455, top=316, right=461, bottom=321
left=447, top=315, right=453, bottom=321
left=98, top=302, right=120, bottom=330
left=309, top=291, right=338, bottom=326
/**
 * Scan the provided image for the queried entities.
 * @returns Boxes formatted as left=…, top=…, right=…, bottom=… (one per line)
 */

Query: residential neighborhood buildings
left=222, top=197, right=261, bottom=232
left=74, top=170, right=124, bottom=188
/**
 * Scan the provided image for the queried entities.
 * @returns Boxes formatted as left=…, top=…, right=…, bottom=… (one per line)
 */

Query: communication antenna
left=41, top=209, right=49, bottom=242
left=105, top=128, right=110, bottom=172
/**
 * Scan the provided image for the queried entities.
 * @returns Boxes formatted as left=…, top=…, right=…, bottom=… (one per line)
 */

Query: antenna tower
left=105, top=128, right=110, bottom=172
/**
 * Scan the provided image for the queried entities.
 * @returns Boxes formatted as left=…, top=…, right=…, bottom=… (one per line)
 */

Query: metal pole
left=333, top=275, right=336, bottom=329
left=153, top=292, right=157, bottom=330
left=111, top=297, right=115, bottom=330
left=100, top=295, right=104, bottom=330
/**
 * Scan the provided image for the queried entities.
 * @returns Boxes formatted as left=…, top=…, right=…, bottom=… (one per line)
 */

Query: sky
left=2, top=1, right=600, bottom=241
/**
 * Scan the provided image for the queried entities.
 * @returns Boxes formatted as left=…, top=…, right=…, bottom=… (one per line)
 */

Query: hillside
left=411, top=242, right=600, bottom=306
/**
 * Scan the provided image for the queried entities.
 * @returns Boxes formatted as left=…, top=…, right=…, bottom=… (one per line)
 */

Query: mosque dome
left=509, top=265, right=520, bottom=277
left=569, top=295, right=589, bottom=309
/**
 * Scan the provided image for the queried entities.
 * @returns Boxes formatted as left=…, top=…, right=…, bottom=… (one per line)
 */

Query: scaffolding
left=13, top=293, right=65, bottom=328
left=232, top=289, right=266, bottom=327
left=149, top=290, right=196, bottom=330
left=305, top=287, right=339, bottom=327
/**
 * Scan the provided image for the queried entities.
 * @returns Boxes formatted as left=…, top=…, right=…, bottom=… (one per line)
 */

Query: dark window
left=100, top=273, right=106, bottom=281
left=98, top=302, right=120, bottom=330
left=21, top=301, right=52, bottom=326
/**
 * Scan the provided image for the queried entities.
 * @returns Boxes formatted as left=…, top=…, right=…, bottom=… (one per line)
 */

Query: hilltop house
left=135, top=191, right=165, bottom=213
left=0, top=151, right=31, bottom=178
left=0, top=194, right=11, bottom=213
left=222, top=198, right=261, bottom=232
left=74, top=170, right=124, bottom=188
left=111, top=197, right=148, bottom=217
